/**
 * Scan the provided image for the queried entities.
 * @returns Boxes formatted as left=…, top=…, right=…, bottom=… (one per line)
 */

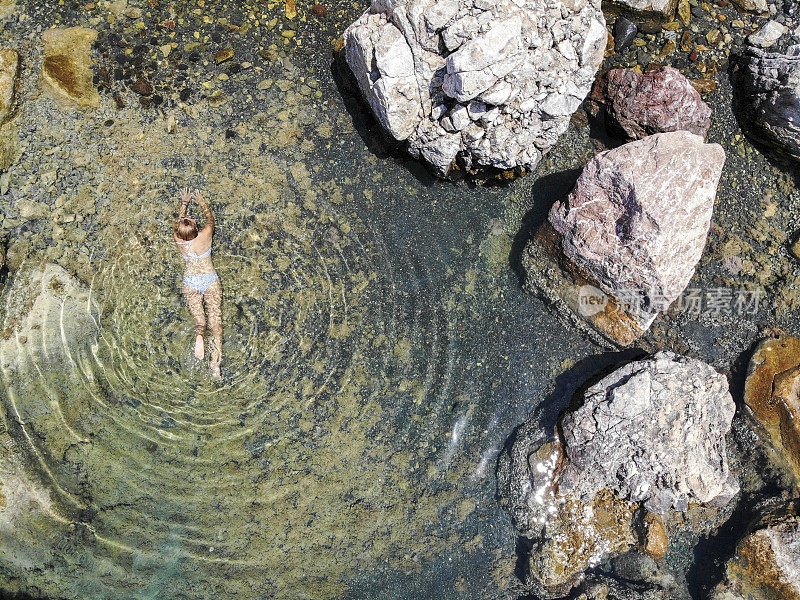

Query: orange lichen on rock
left=643, top=513, right=669, bottom=560
left=744, top=336, right=800, bottom=483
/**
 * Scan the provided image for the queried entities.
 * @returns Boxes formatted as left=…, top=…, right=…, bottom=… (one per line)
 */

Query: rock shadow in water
left=509, top=168, right=582, bottom=287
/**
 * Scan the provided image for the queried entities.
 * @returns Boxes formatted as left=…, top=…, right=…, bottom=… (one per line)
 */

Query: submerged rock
left=342, top=0, right=607, bottom=176
left=731, top=45, right=800, bottom=164
left=0, top=264, right=99, bottom=371
left=39, top=27, right=100, bottom=110
left=711, top=501, right=800, bottom=600
left=498, top=352, right=738, bottom=596
left=591, top=66, right=712, bottom=139
left=744, top=336, right=800, bottom=484
left=525, top=131, right=725, bottom=346
left=0, top=49, right=18, bottom=124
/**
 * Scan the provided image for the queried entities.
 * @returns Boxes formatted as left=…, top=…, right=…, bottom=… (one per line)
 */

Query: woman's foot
left=210, top=361, right=221, bottom=380
left=194, top=334, right=205, bottom=360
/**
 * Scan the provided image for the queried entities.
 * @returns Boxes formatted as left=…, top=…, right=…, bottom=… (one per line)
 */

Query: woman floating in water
left=174, top=188, right=222, bottom=379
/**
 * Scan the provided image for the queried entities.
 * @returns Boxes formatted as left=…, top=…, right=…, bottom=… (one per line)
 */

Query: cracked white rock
left=558, top=352, right=740, bottom=513
left=343, top=0, right=607, bottom=175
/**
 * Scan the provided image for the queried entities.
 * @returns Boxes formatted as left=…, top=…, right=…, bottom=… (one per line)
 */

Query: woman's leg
left=204, top=279, right=223, bottom=379
left=182, top=284, right=206, bottom=359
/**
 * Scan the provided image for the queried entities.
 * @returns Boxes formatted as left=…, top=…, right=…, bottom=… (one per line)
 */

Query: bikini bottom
left=183, top=273, right=219, bottom=294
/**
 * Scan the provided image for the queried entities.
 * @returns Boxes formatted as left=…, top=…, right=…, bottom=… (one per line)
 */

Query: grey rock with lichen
left=343, top=0, right=607, bottom=176
left=559, top=352, right=740, bottom=513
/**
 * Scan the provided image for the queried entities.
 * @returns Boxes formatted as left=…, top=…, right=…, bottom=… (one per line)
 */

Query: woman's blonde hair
left=174, top=218, right=198, bottom=241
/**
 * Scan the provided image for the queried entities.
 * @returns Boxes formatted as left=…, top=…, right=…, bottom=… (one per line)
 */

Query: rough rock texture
left=343, top=0, right=607, bottom=176
left=748, top=21, right=788, bottom=48
left=731, top=45, right=800, bottom=163
left=591, top=67, right=712, bottom=139
left=744, top=336, right=800, bottom=484
left=498, top=353, right=738, bottom=596
left=602, top=0, right=678, bottom=21
left=559, top=352, right=739, bottom=513
left=731, top=0, right=767, bottom=13
left=547, top=131, right=725, bottom=337
left=711, top=503, right=800, bottom=600
left=0, top=49, right=18, bottom=124
left=39, top=27, right=100, bottom=110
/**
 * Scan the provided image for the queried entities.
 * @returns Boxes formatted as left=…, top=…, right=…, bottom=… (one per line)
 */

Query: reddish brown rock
left=538, top=131, right=725, bottom=345
left=744, top=336, right=800, bottom=483
left=592, top=66, right=712, bottom=140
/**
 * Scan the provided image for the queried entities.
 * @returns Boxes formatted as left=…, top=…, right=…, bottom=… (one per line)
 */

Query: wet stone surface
left=0, top=0, right=797, bottom=600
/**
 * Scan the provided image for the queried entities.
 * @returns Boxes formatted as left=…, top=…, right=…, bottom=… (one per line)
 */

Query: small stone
left=792, top=236, right=800, bottom=261
left=678, top=0, right=691, bottom=25
left=706, top=29, right=721, bottom=44
left=604, top=0, right=679, bottom=21
left=730, top=0, right=767, bottom=12
left=691, top=77, right=717, bottom=93
left=285, top=0, right=297, bottom=19
left=681, top=29, right=694, bottom=51
left=310, top=4, right=327, bottom=18
left=131, top=77, right=152, bottom=96
left=644, top=513, right=669, bottom=560
left=159, top=44, right=172, bottom=57
left=614, top=17, right=638, bottom=51
left=748, top=20, right=787, bottom=47
left=658, top=38, right=677, bottom=59
left=214, top=47, right=234, bottom=64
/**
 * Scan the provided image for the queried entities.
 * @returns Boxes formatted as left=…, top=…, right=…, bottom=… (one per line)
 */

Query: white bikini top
left=177, top=239, right=212, bottom=260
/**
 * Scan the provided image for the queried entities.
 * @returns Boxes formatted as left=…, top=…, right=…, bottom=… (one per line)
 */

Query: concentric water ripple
left=0, top=192, right=460, bottom=597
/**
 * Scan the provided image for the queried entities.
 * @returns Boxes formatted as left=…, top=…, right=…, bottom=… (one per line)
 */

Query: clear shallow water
left=0, top=1, right=798, bottom=599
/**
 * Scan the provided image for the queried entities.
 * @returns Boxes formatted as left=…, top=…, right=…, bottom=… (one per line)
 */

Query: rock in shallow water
left=731, top=44, right=800, bottom=164
left=559, top=351, right=739, bottom=513
left=592, top=66, right=712, bottom=139
left=343, top=0, right=607, bottom=176
left=39, top=27, right=100, bottom=110
left=531, top=131, right=725, bottom=345
left=744, top=336, right=800, bottom=485
left=711, top=502, right=800, bottom=600
left=498, top=352, right=738, bottom=596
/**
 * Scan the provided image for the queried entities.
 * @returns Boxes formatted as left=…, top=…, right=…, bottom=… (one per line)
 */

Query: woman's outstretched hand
left=192, top=190, right=206, bottom=206
left=180, top=187, right=192, bottom=204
